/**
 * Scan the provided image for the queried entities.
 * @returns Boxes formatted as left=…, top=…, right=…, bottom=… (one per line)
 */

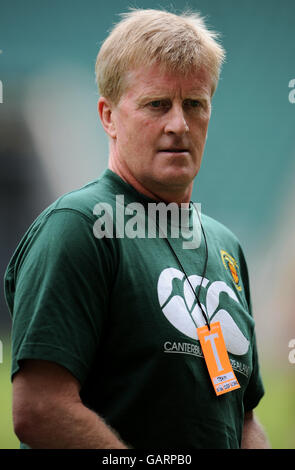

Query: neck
left=108, top=156, right=193, bottom=206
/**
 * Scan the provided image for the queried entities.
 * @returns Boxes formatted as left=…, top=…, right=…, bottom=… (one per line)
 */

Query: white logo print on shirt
left=157, top=267, right=249, bottom=356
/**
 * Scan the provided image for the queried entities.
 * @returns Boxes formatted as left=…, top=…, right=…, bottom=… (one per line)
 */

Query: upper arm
left=244, top=410, right=253, bottom=421
left=241, top=410, right=270, bottom=448
left=13, top=359, right=82, bottom=442
left=7, top=210, right=115, bottom=386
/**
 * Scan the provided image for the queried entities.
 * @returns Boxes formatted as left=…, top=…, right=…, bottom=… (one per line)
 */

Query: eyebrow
left=137, top=91, right=211, bottom=104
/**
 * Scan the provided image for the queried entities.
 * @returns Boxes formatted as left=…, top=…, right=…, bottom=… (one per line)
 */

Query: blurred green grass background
left=0, top=337, right=19, bottom=449
left=0, top=336, right=294, bottom=449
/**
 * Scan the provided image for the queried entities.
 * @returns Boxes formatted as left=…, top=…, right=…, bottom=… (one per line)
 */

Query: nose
left=164, top=104, right=189, bottom=136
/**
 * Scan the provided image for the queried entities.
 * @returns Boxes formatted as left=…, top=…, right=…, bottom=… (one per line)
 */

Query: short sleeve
left=243, top=330, right=265, bottom=411
left=237, top=244, right=265, bottom=410
left=5, top=209, right=116, bottom=386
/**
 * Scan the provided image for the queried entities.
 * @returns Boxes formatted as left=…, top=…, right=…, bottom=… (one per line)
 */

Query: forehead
left=122, top=63, right=213, bottom=100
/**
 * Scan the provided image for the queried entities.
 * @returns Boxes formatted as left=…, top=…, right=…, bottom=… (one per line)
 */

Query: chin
left=157, top=167, right=197, bottom=185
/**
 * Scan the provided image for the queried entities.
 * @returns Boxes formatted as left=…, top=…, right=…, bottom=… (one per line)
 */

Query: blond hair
left=95, top=9, right=225, bottom=103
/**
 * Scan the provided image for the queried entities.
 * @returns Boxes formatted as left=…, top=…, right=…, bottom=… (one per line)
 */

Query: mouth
left=158, top=148, right=189, bottom=154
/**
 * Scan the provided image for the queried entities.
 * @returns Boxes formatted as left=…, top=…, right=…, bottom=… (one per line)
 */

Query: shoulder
left=4, top=171, right=119, bottom=285
left=200, top=212, right=249, bottom=277
left=201, top=213, right=241, bottom=248
left=201, top=212, right=252, bottom=299
left=15, top=170, right=119, bottom=241
left=47, top=170, right=118, bottom=221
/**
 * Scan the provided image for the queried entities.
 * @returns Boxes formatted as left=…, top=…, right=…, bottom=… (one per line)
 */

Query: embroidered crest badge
left=220, top=250, right=242, bottom=291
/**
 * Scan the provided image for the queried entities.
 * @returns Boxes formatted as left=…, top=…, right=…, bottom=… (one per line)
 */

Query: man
left=5, top=9, right=269, bottom=449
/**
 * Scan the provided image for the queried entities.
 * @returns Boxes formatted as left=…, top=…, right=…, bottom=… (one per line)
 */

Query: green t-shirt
left=4, top=169, right=264, bottom=449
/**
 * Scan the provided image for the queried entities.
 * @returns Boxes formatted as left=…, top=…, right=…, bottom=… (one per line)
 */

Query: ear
left=98, top=97, right=117, bottom=139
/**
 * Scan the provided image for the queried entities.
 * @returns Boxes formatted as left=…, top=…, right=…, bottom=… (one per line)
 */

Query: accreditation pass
left=197, top=321, right=241, bottom=396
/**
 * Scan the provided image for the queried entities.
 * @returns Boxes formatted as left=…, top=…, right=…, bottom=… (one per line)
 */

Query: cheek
left=116, top=118, right=136, bottom=148
left=194, top=118, right=210, bottom=139
left=136, top=121, right=159, bottom=149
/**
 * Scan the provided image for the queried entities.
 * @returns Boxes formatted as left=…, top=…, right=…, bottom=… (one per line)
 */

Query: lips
left=158, top=148, right=189, bottom=153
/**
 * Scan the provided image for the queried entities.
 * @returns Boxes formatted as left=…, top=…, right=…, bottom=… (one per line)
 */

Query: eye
left=150, top=100, right=162, bottom=108
left=148, top=100, right=170, bottom=110
left=183, top=99, right=201, bottom=109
